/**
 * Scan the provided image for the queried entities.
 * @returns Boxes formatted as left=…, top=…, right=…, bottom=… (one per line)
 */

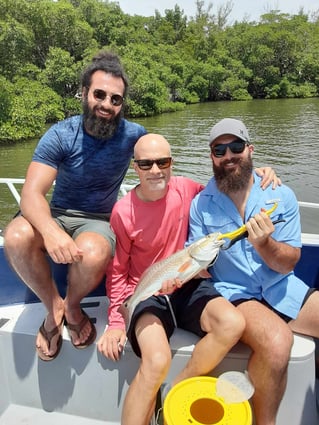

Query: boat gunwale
left=1, top=177, right=319, bottom=246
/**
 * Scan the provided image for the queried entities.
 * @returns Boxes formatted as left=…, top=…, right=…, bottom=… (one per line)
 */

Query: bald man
left=98, top=133, right=245, bottom=425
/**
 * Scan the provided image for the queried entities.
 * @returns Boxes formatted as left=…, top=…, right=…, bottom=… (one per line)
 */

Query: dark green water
left=1, top=98, right=318, bottom=232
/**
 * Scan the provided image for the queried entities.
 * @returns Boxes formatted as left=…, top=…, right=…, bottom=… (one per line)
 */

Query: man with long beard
left=97, top=133, right=281, bottom=425
left=187, top=118, right=319, bottom=425
left=4, top=51, right=147, bottom=361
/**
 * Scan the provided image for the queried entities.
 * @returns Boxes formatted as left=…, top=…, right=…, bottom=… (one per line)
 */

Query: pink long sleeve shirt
left=106, top=176, right=204, bottom=330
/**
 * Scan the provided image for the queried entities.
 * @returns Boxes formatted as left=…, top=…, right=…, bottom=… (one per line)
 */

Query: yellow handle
left=217, top=203, right=278, bottom=241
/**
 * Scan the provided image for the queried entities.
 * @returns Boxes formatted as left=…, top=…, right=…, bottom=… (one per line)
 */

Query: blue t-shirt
left=187, top=172, right=308, bottom=319
left=32, top=115, right=147, bottom=214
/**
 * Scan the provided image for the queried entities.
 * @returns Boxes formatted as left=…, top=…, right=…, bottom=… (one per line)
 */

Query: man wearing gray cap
left=187, top=117, right=319, bottom=425
left=209, top=117, right=250, bottom=144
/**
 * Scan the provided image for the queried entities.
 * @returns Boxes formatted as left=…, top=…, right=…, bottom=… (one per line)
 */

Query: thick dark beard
left=213, top=155, right=253, bottom=194
left=82, top=97, right=122, bottom=140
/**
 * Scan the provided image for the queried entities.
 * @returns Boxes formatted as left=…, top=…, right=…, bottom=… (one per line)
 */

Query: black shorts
left=127, top=278, right=221, bottom=357
left=233, top=287, right=317, bottom=323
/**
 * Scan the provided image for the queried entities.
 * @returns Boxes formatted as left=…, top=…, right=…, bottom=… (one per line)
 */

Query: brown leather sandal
left=36, top=318, right=64, bottom=361
left=65, top=309, right=96, bottom=349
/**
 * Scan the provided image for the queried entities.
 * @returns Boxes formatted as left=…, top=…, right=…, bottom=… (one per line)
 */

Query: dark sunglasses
left=211, top=139, right=248, bottom=158
left=134, top=157, right=172, bottom=171
left=92, top=89, right=124, bottom=106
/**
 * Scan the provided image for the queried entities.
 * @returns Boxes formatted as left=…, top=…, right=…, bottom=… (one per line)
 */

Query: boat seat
left=167, top=329, right=318, bottom=425
left=1, top=296, right=317, bottom=425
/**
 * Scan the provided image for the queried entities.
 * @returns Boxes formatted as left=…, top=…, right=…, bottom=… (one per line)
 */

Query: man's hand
left=245, top=211, right=275, bottom=247
left=155, top=278, right=183, bottom=295
left=246, top=209, right=299, bottom=274
left=97, top=328, right=127, bottom=361
left=255, top=167, right=282, bottom=190
left=43, top=226, right=84, bottom=264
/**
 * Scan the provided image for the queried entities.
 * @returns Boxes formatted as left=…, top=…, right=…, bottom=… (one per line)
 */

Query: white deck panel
left=0, top=297, right=318, bottom=425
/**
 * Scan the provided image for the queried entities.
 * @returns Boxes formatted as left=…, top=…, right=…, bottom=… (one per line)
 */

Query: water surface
left=1, top=98, right=318, bottom=232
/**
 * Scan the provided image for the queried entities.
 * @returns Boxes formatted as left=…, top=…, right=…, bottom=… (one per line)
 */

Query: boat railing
left=0, top=177, right=134, bottom=204
left=1, top=177, right=318, bottom=210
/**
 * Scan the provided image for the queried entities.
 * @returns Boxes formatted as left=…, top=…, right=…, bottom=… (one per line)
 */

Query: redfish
left=118, top=232, right=224, bottom=329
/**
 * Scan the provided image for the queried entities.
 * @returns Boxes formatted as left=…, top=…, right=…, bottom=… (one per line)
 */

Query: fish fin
left=197, top=269, right=211, bottom=278
left=177, top=259, right=193, bottom=273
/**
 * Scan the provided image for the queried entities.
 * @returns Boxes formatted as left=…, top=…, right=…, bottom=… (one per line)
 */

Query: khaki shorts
left=51, top=207, right=116, bottom=256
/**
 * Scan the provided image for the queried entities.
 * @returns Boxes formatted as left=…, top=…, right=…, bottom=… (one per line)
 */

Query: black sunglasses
left=134, top=157, right=172, bottom=171
left=92, top=89, right=124, bottom=106
left=211, top=139, right=248, bottom=158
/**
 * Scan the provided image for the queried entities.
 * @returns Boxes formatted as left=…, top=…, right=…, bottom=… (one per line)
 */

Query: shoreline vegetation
left=0, top=0, right=319, bottom=144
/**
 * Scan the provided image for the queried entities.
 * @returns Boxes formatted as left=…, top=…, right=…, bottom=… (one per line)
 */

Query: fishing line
left=164, top=295, right=177, bottom=328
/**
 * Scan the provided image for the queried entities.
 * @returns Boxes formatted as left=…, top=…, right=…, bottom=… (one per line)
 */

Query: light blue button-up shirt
left=187, top=172, right=308, bottom=319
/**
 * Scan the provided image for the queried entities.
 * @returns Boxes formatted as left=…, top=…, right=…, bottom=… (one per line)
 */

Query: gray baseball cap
left=209, top=118, right=250, bottom=146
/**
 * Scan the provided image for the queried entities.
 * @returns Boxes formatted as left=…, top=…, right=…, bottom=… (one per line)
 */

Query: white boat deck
left=0, top=405, right=108, bottom=425
left=0, top=298, right=136, bottom=425
left=1, top=296, right=318, bottom=425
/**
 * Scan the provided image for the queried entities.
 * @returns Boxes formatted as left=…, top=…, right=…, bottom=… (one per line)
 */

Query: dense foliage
left=0, top=0, right=319, bottom=143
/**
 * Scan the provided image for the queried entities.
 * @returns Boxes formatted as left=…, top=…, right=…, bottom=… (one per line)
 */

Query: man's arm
left=246, top=212, right=300, bottom=274
left=97, top=209, right=131, bottom=361
left=20, top=162, right=83, bottom=264
left=255, top=167, right=282, bottom=190
left=21, top=161, right=57, bottom=231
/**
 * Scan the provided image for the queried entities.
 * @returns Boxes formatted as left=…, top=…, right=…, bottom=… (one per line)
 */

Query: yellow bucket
left=163, top=376, right=252, bottom=425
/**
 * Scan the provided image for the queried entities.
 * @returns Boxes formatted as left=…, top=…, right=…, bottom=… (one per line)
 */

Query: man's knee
left=268, top=324, right=293, bottom=366
left=202, top=299, right=245, bottom=338
left=75, top=233, right=112, bottom=263
left=4, top=217, right=34, bottom=252
left=219, top=307, right=245, bottom=339
left=140, top=348, right=171, bottom=380
left=249, top=320, right=293, bottom=371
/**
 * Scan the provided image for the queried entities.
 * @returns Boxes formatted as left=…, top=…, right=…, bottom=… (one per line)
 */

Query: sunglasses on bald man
left=134, top=157, right=172, bottom=171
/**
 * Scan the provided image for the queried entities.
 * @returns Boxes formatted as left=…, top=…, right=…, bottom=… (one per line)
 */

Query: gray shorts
left=51, top=207, right=116, bottom=255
